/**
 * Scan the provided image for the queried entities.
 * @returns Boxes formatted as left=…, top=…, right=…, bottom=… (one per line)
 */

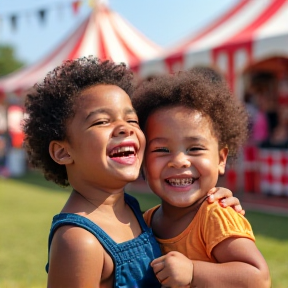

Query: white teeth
left=110, top=146, right=135, bottom=157
left=166, top=178, right=197, bottom=186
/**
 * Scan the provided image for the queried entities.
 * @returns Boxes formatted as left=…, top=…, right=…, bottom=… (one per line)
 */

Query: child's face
left=143, top=106, right=228, bottom=208
left=65, top=84, right=146, bottom=190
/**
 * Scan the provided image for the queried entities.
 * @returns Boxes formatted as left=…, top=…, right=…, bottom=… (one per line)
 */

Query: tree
left=0, top=45, right=25, bottom=77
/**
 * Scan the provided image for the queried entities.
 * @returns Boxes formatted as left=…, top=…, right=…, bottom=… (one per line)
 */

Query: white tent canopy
left=0, top=3, right=163, bottom=95
left=138, top=0, right=288, bottom=94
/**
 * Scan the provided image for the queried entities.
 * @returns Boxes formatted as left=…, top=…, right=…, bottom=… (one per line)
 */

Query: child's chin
left=123, top=172, right=140, bottom=181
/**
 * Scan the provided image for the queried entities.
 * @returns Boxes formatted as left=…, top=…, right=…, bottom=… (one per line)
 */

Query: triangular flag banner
left=38, top=9, right=47, bottom=25
left=88, top=0, right=96, bottom=8
left=72, top=1, right=81, bottom=15
left=10, top=15, right=17, bottom=31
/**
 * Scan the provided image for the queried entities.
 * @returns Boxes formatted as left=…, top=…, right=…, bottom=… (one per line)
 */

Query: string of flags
left=0, top=0, right=98, bottom=31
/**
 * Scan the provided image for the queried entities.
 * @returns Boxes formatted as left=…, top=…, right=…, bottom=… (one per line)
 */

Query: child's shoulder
left=143, top=205, right=161, bottom=227
left=201, top=199, right=241, bottom=216
left=200, top=200, right=248, bottom=223
left=47, top=224, right=111, bottom=284
left=199, top=200, right=255, bottom=240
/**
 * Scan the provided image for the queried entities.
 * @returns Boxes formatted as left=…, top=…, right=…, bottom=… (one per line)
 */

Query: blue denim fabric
left=46, top=193, right=161, bottom=288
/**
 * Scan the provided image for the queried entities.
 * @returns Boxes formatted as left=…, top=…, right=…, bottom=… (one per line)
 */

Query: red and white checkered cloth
left=258, top=149, right=288, bottom=196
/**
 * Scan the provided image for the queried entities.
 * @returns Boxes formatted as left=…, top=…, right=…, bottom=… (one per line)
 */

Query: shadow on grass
left=10, top=171, right=288, bottom=242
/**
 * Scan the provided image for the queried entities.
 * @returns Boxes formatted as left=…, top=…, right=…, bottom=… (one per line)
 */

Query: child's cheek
left=197, top=158, right=212, bottom=173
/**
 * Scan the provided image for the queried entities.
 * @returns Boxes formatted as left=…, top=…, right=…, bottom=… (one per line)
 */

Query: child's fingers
left=220, top=198, right=241, bottom=210
left=151, top=262, right=168, bottom=286
left=207, top=193, right=215, bottom=203
left=151, top=261, right=165, bottom=274
left=207, top=187, right=232, bottom=202
left=151, top=255, right=166, bottom=266
left=219, top=200, right=246, bottom=215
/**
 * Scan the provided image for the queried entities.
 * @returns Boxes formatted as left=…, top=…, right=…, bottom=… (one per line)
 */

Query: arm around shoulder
left=47, top=225, right=104, bottom=288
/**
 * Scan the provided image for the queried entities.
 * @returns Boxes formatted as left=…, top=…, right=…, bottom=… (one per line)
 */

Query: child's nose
left=113, top=123, right=134, bottom=137
left=168, top=153, right=191, bottom=169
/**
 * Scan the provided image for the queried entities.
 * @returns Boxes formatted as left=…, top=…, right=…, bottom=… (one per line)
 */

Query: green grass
left=0, top=171, right=287, bottom=288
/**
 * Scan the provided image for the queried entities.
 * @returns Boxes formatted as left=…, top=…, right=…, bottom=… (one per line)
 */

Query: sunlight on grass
left=0, top=178, right=68, bottom=288
left=255, top=236, right=288, bottom=288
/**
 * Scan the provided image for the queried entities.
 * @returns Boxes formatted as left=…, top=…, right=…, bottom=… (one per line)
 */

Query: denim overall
left=46, top=193, right=161, bottom=288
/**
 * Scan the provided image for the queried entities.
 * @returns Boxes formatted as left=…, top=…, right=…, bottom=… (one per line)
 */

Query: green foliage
left=0, top=45, right=25, bottom=77
left=0, top=171, right=287, bottom=288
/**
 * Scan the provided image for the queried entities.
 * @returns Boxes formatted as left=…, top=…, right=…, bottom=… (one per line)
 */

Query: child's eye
left=92, top=120, right=109, bottom=126
left=127, top=120, right=139, bottom=125
left=152, top=147, right=170, bottom=153
left=188, top=147, right=205, bottom=152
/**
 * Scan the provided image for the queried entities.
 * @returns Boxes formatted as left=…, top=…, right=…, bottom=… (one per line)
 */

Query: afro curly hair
left=132, top=69, right=249, bottom=160
left=23, top=56, right=135, bottom=187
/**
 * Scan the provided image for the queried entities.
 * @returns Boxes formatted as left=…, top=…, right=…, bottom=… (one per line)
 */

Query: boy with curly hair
left=132, top=70, right=271, bottom=288
left=23, top=57, right=244, bottom=288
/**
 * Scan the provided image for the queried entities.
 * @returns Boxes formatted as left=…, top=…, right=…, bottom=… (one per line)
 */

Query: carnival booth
left=0, top=2, right=163, bottom=176
left=137, top=0, right=288, bottom=196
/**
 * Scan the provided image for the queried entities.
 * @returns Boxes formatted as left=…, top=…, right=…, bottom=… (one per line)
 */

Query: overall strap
left=47, top=213, right=122, bottom=264
left=124, top=193, right=149, bottom=232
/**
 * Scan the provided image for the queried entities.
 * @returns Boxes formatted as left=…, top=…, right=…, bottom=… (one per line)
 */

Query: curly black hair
left=132, top=69, right=248, bottom=160
left=23, top=56, right=134, bottom=187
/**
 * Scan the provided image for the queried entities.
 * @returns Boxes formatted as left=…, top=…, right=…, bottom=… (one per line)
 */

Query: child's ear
left=218, top=147, right=228, bottom=175
left=49, top=140, right=73, bottom=165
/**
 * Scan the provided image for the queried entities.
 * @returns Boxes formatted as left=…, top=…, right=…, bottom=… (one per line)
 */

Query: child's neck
left=61, top=188, right=126, bottom=215
left=152, top=195, right=208, bottom=239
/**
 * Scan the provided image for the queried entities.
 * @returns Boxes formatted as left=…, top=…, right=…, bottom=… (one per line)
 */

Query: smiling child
left=132, top=70, right=271, bottom=288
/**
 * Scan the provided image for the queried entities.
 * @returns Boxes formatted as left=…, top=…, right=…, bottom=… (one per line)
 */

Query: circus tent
left=138, top=0, right=288, bottom=95
left=0, top=3, right=163, bottom=95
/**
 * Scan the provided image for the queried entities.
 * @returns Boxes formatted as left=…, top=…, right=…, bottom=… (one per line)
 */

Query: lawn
left=0, top=171, right=287, bottom=288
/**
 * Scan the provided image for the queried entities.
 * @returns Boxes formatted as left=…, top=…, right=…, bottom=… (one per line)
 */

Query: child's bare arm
left=191, top=237, right=271, bottom=287
left=207, top=187, right=245, bottom=215
left=151, top=239, right=270, bottom=288
left=47, top=226, right=104, bottom=288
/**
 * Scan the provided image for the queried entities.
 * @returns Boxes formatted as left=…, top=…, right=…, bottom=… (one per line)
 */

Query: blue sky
left=0, top=0, right=236, bottom=65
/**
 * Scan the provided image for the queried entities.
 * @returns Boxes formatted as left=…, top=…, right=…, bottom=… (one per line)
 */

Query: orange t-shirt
left=143, top=201, right=255, bottom=262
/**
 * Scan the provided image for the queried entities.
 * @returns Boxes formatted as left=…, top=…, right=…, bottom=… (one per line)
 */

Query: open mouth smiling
left=109, top=145, right=136, bottom=158
left=165, top=177, right=199, bottom=186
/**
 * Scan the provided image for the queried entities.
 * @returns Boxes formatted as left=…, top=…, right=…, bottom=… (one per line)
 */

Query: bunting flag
left=10, top=15, right=17, bottom=31
left=0, top=0, right=90, bottom=31
left=72, top=1, right=82, bottom=15
left=38, top=9, right=47, bottom=25
left=88, top=0, right=96, bottom=8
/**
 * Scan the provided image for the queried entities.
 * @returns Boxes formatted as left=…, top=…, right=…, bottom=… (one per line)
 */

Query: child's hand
left=207, top=187, right=245, bottom=215
left=151, top=251, right=193, bottom=288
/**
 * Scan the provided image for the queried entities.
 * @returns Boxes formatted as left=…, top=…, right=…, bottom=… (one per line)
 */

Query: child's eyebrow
left=148, top=136, right=209, bottom=145
left=185, top=136, right=209, bottom=143
left=85, top=107, right=137, bottom=121
left=147, top=137, right=168, bottom=145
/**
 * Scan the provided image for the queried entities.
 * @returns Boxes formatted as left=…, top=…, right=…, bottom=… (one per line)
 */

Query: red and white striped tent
left=0, top=3, right=162, bottom=96
left=138, top=0, right=288, bottom=96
